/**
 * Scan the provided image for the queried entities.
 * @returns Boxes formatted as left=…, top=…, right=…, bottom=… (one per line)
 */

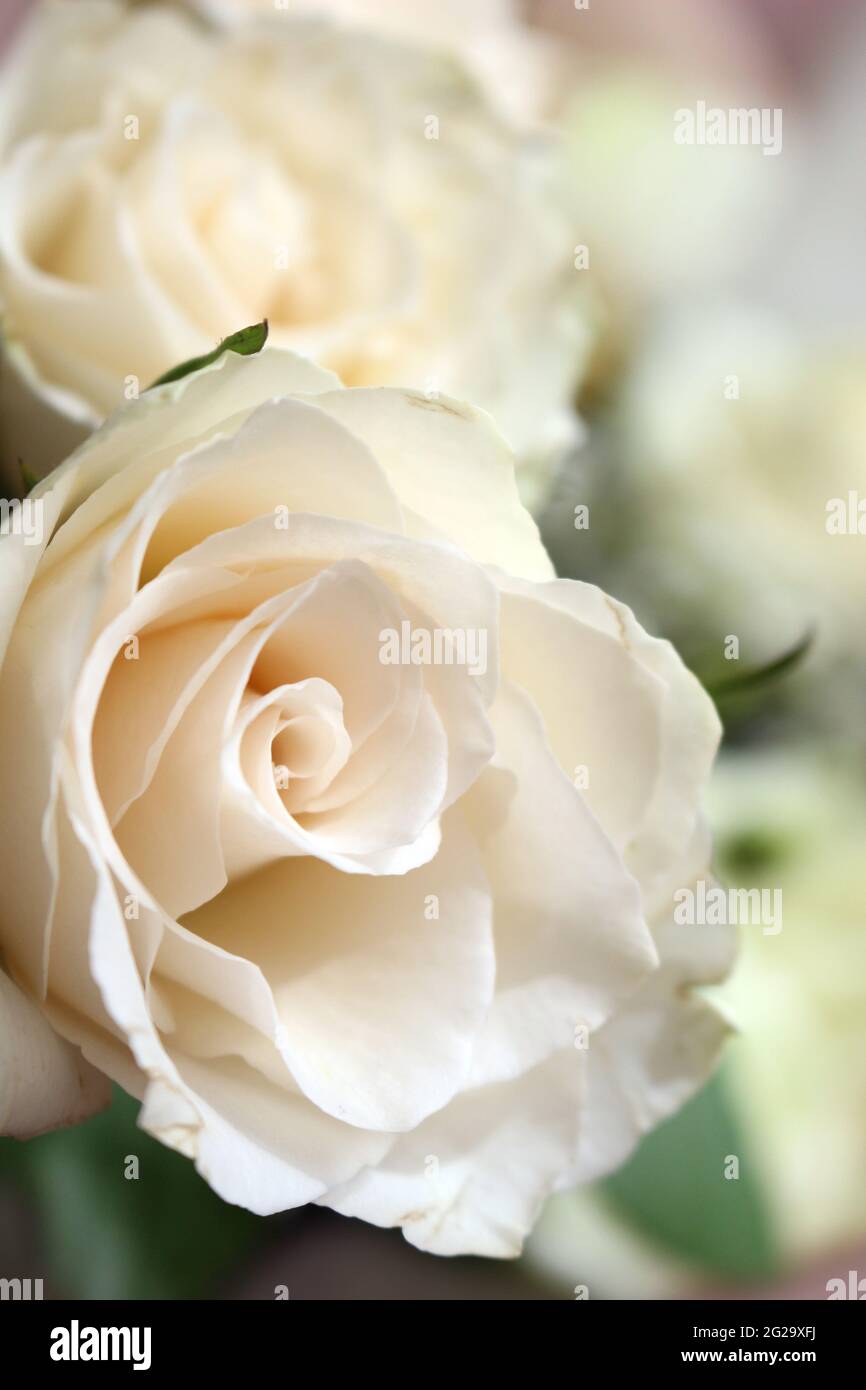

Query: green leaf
left=601, top=1069, right=780, bottom=1281
left=0, top=1088, right=262, bottom=1299
left=148, top=320, right=269, bottom=390
left=706, top=628, right=814, bottom=700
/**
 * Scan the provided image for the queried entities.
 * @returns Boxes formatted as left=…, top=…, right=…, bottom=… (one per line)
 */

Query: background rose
left=0, top=0, right=586, bottom=502
left=709, top=750, right=866, bottom=1262
left=189, top=0, right=517, bottom=49
left=0, top=345, right=731, bottom=1255
left=620, top=308, right=866, bottom=650
left=183, top=0, right=572, bottom=127
left=205, top=0, right=786, bottom=370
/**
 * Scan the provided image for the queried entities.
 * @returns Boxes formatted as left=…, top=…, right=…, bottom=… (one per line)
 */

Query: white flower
left=184, top=0, right=563, bottom=127
left=0, top=346, right=732, bottom=1254
left=0, top=0, right=586, bottom=503
left=181, top=0, right=787, bottom=371
left=710, top=750, right=866, bottom=1262
left=609, top=304, right=866, bottom=729
left=190, top=0, right=516, bottom=46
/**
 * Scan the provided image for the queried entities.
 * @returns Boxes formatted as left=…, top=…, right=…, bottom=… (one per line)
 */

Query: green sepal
left=148, top=320, right=269, bottom=390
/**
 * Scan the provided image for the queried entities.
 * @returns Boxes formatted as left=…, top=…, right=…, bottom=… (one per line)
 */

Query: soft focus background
left=1, top=0, right=865, bottom=1299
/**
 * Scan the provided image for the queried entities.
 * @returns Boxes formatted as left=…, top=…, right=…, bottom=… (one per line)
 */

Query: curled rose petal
left=0, top=965, right=110, bottom=1138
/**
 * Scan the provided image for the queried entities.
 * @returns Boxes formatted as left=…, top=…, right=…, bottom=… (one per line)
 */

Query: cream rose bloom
left=0, top=346, right=732, bottom=1255
left=0, top=0, right=585, bottom=502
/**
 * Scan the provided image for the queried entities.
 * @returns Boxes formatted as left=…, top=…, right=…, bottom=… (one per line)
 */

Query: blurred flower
left=184, top=0, right=790, bottom=369
left=710, top=748, right=866, bottom=1260
left=153, top=0, right=795, bottom=500
left=602, top=305, right=866, bottom=734
left=192, top=0, right=516, bottom=47
left=0, top=0, right=587, bottom=502
left=183, top=0, right=573, bottom=128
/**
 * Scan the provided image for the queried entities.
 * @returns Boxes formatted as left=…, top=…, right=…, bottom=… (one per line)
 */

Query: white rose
left=0, top=344, right=732, bottom=1255
left=710, top=750, right=866, bottom=1262
left=0, top=0, right=586, bottom=503
left=189, top=0, right=517, bottom=45
left=183, top=0, right=565, bottom=127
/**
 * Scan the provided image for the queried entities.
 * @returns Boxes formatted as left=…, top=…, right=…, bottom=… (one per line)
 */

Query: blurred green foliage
left=0, top=1087, right=262, bottom=1299
left=602, top=1069, right=780, bottom=1282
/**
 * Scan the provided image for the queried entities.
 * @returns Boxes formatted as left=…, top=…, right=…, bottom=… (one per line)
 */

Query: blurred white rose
left=184, top=0, right=571, bottom=128
left=609, top=304, right=866, bottom=727
left=264, top=2, right=790, bottom=385
left=0, top=344, right=731, bottom=1254
left=710, top=749, right=866, bottom=1260
left=191, top=0, right=515, bottom=46
left=0, top=0, right=587, bottom=502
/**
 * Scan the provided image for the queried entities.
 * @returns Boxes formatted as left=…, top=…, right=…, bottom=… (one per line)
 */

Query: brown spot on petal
left=403, top=391, right=470, bottom=420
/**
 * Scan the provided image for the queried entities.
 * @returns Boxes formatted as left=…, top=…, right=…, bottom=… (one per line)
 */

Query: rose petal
left=564, top=900, right=736, bottom=1185
left=0, top=965, right=109, bottom=1138
left=182, top=811, right=496, bottom=1133
left=322, top=1048, right=584, bottom=1258
left=311, top=385, right=554, bottom=581
left=463, top=681, right=657, bottom=1086
left=495, top=574, right=722, bottom=915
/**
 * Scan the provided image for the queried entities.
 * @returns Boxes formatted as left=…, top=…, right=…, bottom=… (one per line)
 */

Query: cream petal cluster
left=0, top=0, right=585, bottom=500
left=0, top=347, right=732, bottom=1255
